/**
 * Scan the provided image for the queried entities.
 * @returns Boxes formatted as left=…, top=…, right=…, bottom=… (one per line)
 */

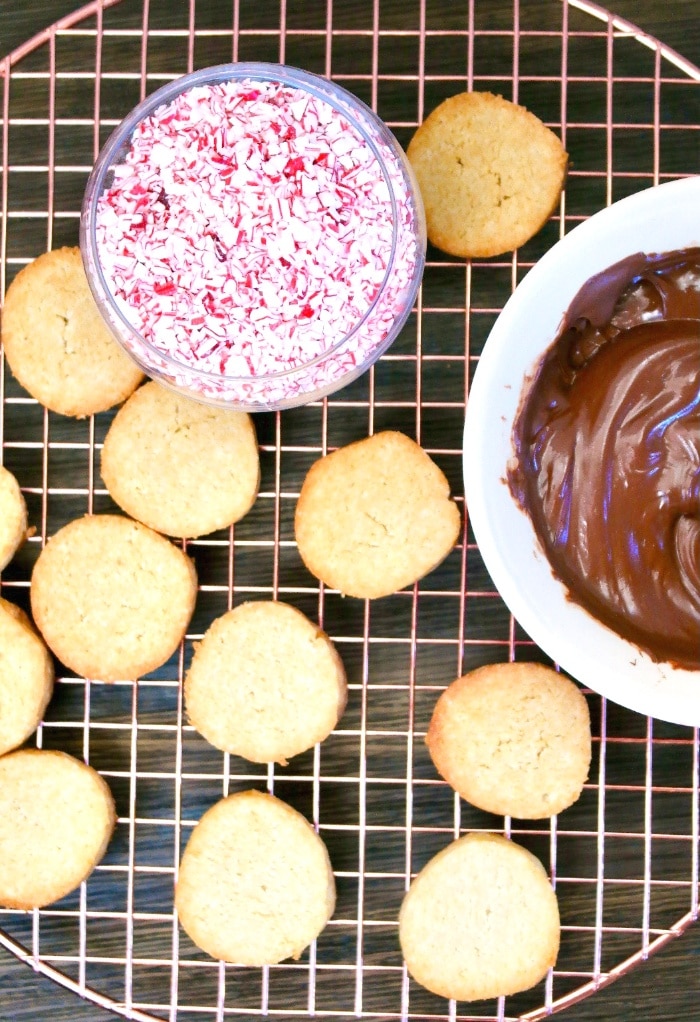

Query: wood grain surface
left=1, top=1, right=699, bottom=1020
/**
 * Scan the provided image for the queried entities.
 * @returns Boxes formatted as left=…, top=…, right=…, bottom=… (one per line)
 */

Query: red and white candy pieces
left=86, top=67, right=424, bottom=409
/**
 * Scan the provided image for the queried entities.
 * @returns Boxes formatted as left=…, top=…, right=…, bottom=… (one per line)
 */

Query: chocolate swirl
left=510, top=249, right=700, bottom=669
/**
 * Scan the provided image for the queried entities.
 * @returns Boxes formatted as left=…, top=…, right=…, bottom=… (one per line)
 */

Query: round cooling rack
left=1, top=2, right=699, bottom=1021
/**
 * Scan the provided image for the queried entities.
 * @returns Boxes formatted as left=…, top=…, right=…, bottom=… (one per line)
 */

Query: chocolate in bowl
left=509, top=248, right=700, bottom=671
left=463, top=177, right=700, bottom=726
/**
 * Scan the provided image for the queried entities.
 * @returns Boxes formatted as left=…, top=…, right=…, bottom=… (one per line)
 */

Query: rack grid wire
left=0, top=1, right=699, bottom=1020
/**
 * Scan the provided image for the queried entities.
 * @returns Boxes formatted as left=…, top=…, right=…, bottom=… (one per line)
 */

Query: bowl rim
left=79, top=61, right=426, bottom=386
left=463, top=175, right=700, bottom=726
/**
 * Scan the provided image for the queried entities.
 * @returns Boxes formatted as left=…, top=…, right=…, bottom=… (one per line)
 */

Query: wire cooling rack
left=1, top=1, right=699, bottom=1020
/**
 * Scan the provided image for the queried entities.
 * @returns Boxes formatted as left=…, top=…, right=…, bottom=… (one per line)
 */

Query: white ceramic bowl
left=463, top=176, right=700, bottom=726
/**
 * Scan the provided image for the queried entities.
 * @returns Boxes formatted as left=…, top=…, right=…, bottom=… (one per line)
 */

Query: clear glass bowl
left=80, top=62, right=426, bottom=412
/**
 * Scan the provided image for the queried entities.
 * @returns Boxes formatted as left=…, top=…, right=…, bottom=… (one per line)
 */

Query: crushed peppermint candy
left=92, top=74, right=422, bottom=407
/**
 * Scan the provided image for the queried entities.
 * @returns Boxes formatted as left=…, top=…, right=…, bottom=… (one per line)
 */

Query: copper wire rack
left=1, top=1, right=699, bottom=1020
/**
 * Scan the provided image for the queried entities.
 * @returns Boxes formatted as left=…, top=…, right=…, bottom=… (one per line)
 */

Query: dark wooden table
left=1, top=1, right=699, bottom=1020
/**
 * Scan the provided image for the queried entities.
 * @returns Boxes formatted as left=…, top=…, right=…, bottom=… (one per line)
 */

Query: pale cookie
left=1, top=247, right=143, bottom=416
left=0, top=598, right=54, bottom=757
left=407, top=91, right=568, bottom=258
left=101, top=380, right=260, bottom=539
left=295, top=431, right=461, bottom=599
left=426, top=662, right=591, bottom=819
left=175, top=790, right=336, bottom=965
left=399, top=832, right=560, bottom=1001
left=30, top=514, right=197, bottom=681
left=0, top=749, right=116, bottom=909
left=0, top=465, right=29, bottom=569
left=185, top=601, right=347, bottom=764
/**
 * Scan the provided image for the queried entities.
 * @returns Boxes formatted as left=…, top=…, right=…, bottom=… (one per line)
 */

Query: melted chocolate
left=510, top=248, right=700, bottom=669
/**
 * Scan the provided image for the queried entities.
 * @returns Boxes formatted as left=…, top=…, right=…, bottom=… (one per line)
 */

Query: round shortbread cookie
left=30, top=514, right=197, bottom=682
left=426, top=662, right=591, bottom=819
left=0, top=598, right=54, bottom=757
left=175, top=789, right=336, bottom=965
left=407, top=91, right=568, bottom=258
left=1, top=247, right=143, bottom=416
left=0, top=749, right=116, bottom=909
left=101, top=380, right=260, bottom=539
left=0, top=465, right=29, bottom=570
left=399, top=832, right=560, bottom=1001
left=294, top=431, right=461, bottom=599
left=185, top=601, right=347, bottom=764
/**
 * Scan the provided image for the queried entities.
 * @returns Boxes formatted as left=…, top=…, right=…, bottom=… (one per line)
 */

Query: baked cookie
left=0, top=749, right=116, bottom=909
left=399, top=832, right=560, bottom=1001
left=407, top=91, right=568, bottom=258
left=185, top=601, right=347, bottom=764
left=175, top=790, right=335, bottom=965
left=0, top=598, right=54, bottom=757
left=1, top=247, right=143, bottom=416
left=426, top=662, right=591, bottom=819
left=0, top=465, right=29, bottom=569
left=295, top=431, right=461, bottom=599
left=101, top=381, right=260, bottom=539
left=30, top=514, right=197, bottom=681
